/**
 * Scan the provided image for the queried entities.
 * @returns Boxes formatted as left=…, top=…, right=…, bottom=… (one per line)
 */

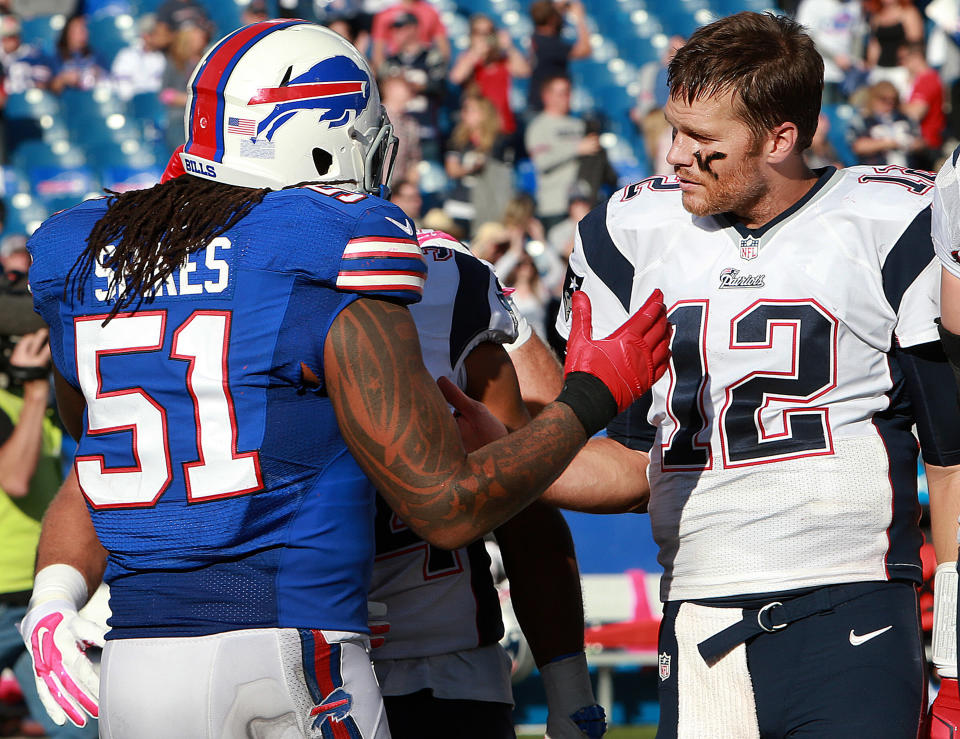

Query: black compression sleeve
left=895, top=338, right=960, bottom=466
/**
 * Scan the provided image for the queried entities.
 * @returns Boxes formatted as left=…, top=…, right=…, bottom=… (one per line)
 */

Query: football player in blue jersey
left=15, top=20, right=668, bottom=738
left=546, top=11, right=960, bottom=738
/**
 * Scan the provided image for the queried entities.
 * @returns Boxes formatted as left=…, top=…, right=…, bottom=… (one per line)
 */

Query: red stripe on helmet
left=248, top=81, right=365, bottom=105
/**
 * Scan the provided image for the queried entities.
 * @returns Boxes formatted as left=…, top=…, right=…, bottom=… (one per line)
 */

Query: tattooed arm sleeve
left=323, top=296, right=587, bottom=550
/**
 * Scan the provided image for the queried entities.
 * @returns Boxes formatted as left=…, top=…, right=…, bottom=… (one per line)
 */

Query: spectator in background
left=805, top=112, right=844, bottom=168
left=639, top=107, right=673, bottom=175
left=445, top=92, right=515, bottom=236
left=850, top=79, right=922, bottom=166
left=525, top=74, right=595, bottom=231
left=241, top=0, right=270, bottom=25
left=154, top=0, right=212, bottom=42
left=899, top=40, right=945, bottom=170
left=796, top=0, right=866, bottom=104
left=379, top=73, right=422, bottom=184
left=49, top=14, right=107, bottom=94
left=0, top=245, right=93, bottom=739
left=501, top=192, right=564, bottom=292
left=576, top=112, right=618, bottom=205
left=378, top=12, right=447, bottom=162
left=159, top=23, right=209, bottom=153
left=389, top=178, right=423, bottom=225
left=449, top=13, right=530, bottom=138
left=526, top=0, right=590, bottom=113
left=316, top=0, right=372, bottom=54
left=370, top=0, right=449, bottom=70
left=110, top=13, right=166, bottom=101
left=546, top=191, right=591, bottom=260
left=632, top=34, right=684, bottom=120
left=864, top=0, right=924, bottom=97
left=0, top=15, right=51, bottom=94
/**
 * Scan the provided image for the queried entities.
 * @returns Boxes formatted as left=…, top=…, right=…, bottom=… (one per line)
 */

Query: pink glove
left=18, top=565, right=104, bottom=727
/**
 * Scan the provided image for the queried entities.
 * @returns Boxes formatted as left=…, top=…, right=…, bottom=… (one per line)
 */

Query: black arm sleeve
left=894, top=339, right=960, bottom=467
left=605, top=393, right=656, bottom=452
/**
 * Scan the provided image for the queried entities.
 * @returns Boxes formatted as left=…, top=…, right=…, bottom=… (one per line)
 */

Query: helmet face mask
left=181, top=21, right=396, bottom=195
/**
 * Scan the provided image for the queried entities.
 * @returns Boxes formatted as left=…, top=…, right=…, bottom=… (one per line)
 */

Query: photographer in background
left=0, top=241, right=95, bottom=738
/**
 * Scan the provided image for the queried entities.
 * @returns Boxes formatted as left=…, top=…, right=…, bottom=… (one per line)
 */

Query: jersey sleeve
left=337, top=200, right=426, bottom=304
left=417, top=229, right=518, bottom=369
left=883, top=205, right=940, bottom=348
left=933, top=145, right=960, bottom=279
left=554, top=200, right=632, bottom=342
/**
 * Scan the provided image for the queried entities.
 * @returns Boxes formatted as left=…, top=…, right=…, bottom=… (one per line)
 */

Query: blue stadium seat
left=207, top=2, right=245, bottom=35
left=5, top=90, right=60, bottom=119
left=88, top=13, right=137, bottom=66
left=2, top=198, right=50, bottom=237
left=12, top=140, right=86, bottom=171
left=19, top=15, right=61, bottom=56
left=101, top=164, right=162, bottom=193
left=515, top=158, right=536, bottom=195
left=29, top=165, right=99, bottom=214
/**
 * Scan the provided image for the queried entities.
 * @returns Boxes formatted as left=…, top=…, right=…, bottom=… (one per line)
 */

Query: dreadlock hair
left=67, top=175, right=269, bottom=323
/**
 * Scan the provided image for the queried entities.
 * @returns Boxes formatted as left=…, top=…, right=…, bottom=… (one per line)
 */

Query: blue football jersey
left=28, top=185, right=426, bottom=638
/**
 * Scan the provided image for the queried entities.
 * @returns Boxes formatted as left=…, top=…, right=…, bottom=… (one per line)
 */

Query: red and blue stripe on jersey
left=185, top=19, right=306, bottom=163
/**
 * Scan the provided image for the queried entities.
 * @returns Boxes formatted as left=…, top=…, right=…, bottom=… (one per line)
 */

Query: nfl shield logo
left=739, top=238, right=760, bottom=261
left=659, top=652, right=671, bottom=681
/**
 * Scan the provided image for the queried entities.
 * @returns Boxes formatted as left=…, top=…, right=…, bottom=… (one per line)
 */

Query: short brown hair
left=667, top=12, right=823, bottom=153
left=530, top=0, right=561, bottom=28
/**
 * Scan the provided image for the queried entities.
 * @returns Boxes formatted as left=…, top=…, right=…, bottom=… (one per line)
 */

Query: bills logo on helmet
left=248, top=56, right=370, bottom=141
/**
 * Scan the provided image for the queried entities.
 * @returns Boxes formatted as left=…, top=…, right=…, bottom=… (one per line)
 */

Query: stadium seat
left=28, top=164, right=99, bottom=214
left=12, top=140, right=86, bottom=171
left=2, top=197, right=50, bottom=237
left=100, top=164, right=162, bottom=193
left=88, top=13, right=137, bottom=67
left=19, top=15, right=63, bottom=56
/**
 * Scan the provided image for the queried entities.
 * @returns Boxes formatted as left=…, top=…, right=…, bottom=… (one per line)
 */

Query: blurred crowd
left=0, top=0, right=954, bottom=346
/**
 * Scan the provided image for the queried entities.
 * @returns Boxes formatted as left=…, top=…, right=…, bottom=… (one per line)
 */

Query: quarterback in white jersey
left=562, top=164, right=937, bottom=602
left=554, top=12, right=960, bottom=738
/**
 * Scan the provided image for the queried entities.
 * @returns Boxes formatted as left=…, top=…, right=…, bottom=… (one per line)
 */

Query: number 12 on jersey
left=74, top=310, right=263, bottom=508
left=661, top=299, right=838, bottom=470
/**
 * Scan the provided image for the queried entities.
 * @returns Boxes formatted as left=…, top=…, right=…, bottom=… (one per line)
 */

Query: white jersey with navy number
left=933, top=144, right=960, bottom=279
left=557, top=166, right=940, bottom=602
left=370, top=230, right=518, bottom=664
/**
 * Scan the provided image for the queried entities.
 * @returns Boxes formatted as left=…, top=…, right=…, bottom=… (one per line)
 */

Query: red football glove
left=930, top=678, right=960, bottom=738
left=564, top=289, right=670, bottom=412
left=161, top=144, right=186, bottom=183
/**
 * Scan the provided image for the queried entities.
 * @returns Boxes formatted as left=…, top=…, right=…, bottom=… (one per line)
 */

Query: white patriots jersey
left=933, top=144, right=960, bottom=279
left=557, top=166, right=939, bottom=602
left=369, top=230, right=519, bottom=660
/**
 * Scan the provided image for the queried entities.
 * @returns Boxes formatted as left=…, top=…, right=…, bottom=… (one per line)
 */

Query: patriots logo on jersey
left=951, top=249, right=960, bottom=265
left=562, top=268, right=585, bottom=321
left=309, top=686, right=353, bottom=730
left=248, top=56, right=370, bottom=141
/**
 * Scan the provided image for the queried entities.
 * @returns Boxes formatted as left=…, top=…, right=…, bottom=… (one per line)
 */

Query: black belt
left=696, top=582, right=888, bottom=663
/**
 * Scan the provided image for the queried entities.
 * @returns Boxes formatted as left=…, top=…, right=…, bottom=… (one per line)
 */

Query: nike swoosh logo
left=849, top=625, right=892, bottom=646
left=385, top=216, right=414, bottom=235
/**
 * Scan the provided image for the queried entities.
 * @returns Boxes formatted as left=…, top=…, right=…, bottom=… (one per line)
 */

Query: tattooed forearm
left=324, top=297, right=587, bottom=549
